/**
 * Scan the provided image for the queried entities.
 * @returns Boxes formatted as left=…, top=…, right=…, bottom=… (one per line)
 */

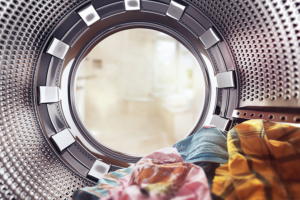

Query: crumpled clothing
left=173, top=126, right=228, bottom=189
left=103, top=147, right=211, bottom=200
left=72, top=167, right=133, bottom=200
left=212, top=119, right=300, bottom=200
left=173, top=126, right=228, bottom=164
left=194, top=162, right=220, bottom=189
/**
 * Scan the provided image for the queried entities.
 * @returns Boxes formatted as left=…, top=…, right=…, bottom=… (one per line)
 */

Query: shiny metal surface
left=166, top=0, right=185, bottom=21
left=78, top=4, right=100, bottom=26
left=199, top=28, right=220, bottom=49
left=38, top=86, right=59, bottom=104
left=232, top=109, right=300, bottom=124
left=124, top=0, right=141, bottom=11
left=216, top=71, right=235, bottom=89
left=59, top=59, right=114, bottom=163
left=51, top=129, right=76, bottom=152
left=46, top=38, right=70, bottom=59
left=210, top=115, right=231, bottom=130
left=201, top=54, right=218, bottom=127
left=0, top=0, right=298, bottom=199
left=87, top=160, right=111, bottom=181
left=67, top=21, right=214, bottom=162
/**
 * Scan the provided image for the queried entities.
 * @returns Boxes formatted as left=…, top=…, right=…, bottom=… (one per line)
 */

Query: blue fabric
left=173, top=126, right=228, bottom=189
left=173, top=127, right=229, bottom=164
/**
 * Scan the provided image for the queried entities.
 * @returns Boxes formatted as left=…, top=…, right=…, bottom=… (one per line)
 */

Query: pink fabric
left=103, top=147, right=211, bottom=200
left=204, top=125, right=216, bottom=129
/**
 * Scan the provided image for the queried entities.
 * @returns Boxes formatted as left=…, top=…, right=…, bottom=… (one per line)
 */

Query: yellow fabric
left=212, top=119, right=300, bottom=200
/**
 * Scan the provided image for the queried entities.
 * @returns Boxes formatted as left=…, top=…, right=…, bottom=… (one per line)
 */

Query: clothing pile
left=73, top=120, right=300, bottom=200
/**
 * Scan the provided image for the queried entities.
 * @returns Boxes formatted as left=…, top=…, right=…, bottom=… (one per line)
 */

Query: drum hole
left=280, top=116, right=286, bottom=121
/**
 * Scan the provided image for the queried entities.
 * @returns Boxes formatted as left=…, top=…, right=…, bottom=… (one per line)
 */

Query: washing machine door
left=0, top=0, right=299, bottom=199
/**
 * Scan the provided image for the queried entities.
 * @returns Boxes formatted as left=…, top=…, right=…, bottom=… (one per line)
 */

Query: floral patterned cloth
left=73, top=147, right=211, bottom=200
left=102, top=147, right=211, bottom=200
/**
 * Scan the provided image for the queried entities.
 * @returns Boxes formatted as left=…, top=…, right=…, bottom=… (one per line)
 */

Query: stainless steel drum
left=0, top=0, right=299, bottom=199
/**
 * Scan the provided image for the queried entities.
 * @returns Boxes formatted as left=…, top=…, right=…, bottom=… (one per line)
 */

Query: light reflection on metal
left=46, top=38, right=70, bottom=59
left=78, top=4, right=100, bottom=26
left=199, top=28, right=220, bottom=49
left=60, top=59, right=99, bottom=153
left=166, top=0, right=185, bottom=21
left=38, top=86, right=59, bottom=104
left=51, top=129, right=76, bottom=152
left=201, top=54, right=218, bottom=127
left=88, top=160, right=111, bottom=180
left=124, top=0, right=140, bottom=11
left=216, top=71, right=235, bottom=88
left=210, top=115, right=230, bottom=130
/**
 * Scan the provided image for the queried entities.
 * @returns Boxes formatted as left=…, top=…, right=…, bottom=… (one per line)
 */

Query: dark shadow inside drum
left=74, top=28, right=206, bottom=155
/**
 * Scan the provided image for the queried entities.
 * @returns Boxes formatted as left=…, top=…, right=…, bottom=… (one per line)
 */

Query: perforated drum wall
left=0, top=0, right=299, bottom=200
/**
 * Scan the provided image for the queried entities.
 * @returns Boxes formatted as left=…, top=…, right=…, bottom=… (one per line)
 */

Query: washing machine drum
left=0, top=0, right=299, bottom=199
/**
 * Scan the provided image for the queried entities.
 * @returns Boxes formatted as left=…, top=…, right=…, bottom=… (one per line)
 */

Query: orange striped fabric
left=212, top=119, right=300, bottom=200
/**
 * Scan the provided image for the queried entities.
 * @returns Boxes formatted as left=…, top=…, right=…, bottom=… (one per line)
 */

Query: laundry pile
left=72, top=120, right=300, bottom=200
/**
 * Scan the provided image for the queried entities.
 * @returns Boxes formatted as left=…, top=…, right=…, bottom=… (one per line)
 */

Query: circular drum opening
left=74, top=28, right=206, bottom=155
